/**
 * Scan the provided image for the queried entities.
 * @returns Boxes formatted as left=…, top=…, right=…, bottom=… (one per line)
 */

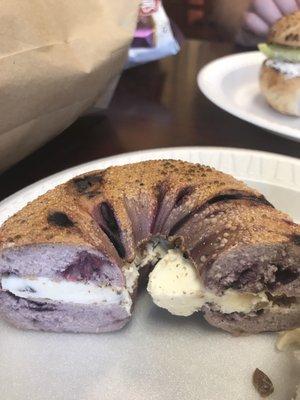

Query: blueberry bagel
left=0, top=160, right=299, bottom=334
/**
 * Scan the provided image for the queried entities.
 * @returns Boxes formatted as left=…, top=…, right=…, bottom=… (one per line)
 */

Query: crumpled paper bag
left=0, top=0, right=139, bottom=172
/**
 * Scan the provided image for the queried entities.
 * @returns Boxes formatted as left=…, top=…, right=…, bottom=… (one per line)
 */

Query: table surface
left=1, top=38, right=300, bottom=201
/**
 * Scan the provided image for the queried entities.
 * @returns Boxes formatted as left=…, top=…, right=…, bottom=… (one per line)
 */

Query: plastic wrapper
left=128, top=2, right=181, bottom=67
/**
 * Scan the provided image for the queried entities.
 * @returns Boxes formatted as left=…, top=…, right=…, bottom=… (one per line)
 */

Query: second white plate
left=198, top=51, right=300, bottom=142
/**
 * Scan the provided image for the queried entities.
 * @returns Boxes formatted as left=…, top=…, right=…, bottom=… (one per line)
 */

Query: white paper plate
left=198, top=51, right=300, bottom=142
left=0, top=147, right=299, bottom=400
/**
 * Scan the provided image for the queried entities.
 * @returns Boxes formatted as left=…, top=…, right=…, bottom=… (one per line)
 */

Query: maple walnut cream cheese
left=147, top=248, right=270, bottom=317
left=258, top=11, right=300, bottom=116
left=0, top=160, right=299, bottom=334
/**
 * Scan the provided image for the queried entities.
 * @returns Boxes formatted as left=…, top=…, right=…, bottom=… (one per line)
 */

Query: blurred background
left=165, top=0, right=248, bottom=41
left=0, top=0, right=299, bottom=200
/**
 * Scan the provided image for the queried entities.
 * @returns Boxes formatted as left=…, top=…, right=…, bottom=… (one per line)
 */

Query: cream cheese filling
left=123, top=239, right=170, bottom=293
left=1, top=275, right=132, bottom=312
left=266, top=59, right=300, bottom=77
left=130, top=239, right=170, bottom=269
left=0, top=240, right=169, bottom=313
left=1, top=241, right=275, bottom=317
left=147, top=249, right=270, bottom=317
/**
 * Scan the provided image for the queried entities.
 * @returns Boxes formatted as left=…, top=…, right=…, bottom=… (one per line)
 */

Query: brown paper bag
left=0, top=0, right=139, bottom=172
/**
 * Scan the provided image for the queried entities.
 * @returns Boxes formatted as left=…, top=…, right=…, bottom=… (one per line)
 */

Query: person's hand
left=244, top=0, right=300, bottom=37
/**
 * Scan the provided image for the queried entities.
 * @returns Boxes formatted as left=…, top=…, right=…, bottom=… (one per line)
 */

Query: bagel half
left=0, top=160, right=299, bottom=334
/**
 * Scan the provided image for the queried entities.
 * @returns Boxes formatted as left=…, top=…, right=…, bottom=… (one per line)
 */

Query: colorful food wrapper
left=128, top=2, right=181, bottom=67
left=139, top=0, right=160, bottom=16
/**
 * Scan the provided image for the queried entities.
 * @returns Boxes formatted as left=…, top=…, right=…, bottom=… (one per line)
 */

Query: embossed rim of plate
left=0, top=146, right=299, bottom=225
left=198, top=51, right=300, bottom=142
